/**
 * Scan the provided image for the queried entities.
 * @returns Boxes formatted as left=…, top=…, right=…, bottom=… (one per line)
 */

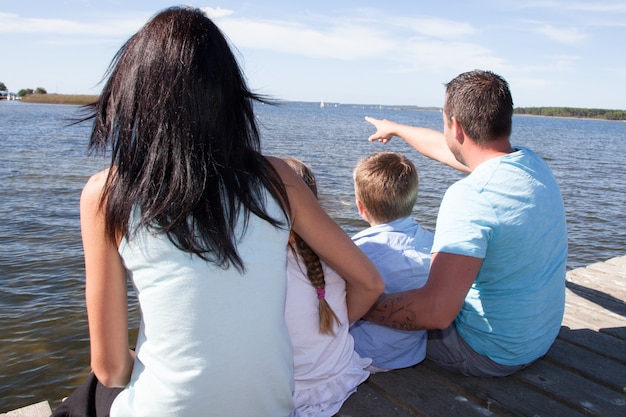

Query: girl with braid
left=283, top=157, right=373, bottom=417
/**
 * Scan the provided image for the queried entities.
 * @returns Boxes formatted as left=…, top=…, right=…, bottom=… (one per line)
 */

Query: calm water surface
left=1, top=100, right=625, bottom=411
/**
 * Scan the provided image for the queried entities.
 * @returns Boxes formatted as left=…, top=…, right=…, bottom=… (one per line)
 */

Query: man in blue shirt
left=363, top=70, right=567, bottom=376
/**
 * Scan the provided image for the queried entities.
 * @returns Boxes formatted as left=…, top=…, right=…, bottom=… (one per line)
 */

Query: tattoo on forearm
left=365, top=294, right=421, bottom=331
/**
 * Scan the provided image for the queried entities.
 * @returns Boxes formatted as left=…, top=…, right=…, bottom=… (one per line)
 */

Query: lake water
left=1, top=100, right=625, bottom=411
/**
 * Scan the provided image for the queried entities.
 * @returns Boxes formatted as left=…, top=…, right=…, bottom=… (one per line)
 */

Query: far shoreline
left=3, top=95, right=625, bottom=122
left=4, top=94, right=98, bottom=106
left=512, top=112, right=626, bottom=122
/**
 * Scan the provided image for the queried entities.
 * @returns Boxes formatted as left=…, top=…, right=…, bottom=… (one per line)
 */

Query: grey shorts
left=426, top=323, right=531, bottom=377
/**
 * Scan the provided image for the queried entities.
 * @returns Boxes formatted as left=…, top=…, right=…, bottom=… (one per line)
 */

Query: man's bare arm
left=362, top=252, right=483, bottom=330
left=363, top=290, right=424, bottom=330
left=365, top=116, right=470, bottom=173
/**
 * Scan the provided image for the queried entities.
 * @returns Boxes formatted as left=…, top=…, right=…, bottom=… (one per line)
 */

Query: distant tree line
left=18, top=87, right=48, bottom=96
left=514, top=107, right=626, bottom=121
left=0, top=81, right=47, bottom=98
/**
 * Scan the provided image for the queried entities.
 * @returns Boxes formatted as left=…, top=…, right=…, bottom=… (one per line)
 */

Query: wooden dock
left=3, top=256, right=625, bottom=417
left=337, top=255, right=626, bottom=417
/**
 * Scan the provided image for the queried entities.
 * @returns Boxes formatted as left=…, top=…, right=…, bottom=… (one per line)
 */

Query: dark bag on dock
left=50, top=373, right=122, bottom=417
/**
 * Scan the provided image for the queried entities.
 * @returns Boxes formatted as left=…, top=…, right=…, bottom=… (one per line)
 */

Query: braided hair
left=283, top=157, right=341, bottom=335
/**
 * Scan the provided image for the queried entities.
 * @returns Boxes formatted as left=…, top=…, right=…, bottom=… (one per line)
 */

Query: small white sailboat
left=320, top=99, right=325, bottom=108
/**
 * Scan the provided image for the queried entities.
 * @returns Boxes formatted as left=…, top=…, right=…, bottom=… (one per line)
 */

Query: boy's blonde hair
left=283, top=156, right=341, bottom=336
left=353, top=151, right=419, bottom=224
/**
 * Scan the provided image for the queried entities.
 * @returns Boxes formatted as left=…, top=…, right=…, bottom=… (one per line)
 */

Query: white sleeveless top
left=285, top=251, right=371, bottom=417
left=111, top=195, right=294, bottom=417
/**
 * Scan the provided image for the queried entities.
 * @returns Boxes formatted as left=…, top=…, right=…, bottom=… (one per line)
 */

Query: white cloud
left=514, top=1, right=626, bottom=13
left=387, top=38, right=506, bottom=75
left=0, top=8, right=490, bottom=72
left=534, top=25, right=588, bottom=44
left=215, top=17, right=393, bottom=60
left=558, top=1, right=626, bottom=13
left=0, top=12, right=144, bottom=36
left=511, top=76, right=552, bottom=89
left=200, top=7, right=234, bottom=19
left=391, top=17, right=476, bottom=39
left=502, top=55, right=580, bottom=80
left=3, top=3, right=621, bottom=107
left=212, top=11, right=490, bottom=71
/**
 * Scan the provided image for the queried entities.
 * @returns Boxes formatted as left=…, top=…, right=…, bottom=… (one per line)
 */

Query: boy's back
left=349, top=151, right=434, bottom=371
left=350, top=217, right=433, bottom=370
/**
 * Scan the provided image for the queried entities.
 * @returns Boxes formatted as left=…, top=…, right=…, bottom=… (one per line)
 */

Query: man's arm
left=365, top=116, right=470, bottom=174
left=362, top=252, right=482, bottom=330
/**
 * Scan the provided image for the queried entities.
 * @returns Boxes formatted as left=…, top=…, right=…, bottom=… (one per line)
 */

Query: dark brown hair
left=444, top=69, right=513, bottom=145
left=85, top=6, right=288, bottom=272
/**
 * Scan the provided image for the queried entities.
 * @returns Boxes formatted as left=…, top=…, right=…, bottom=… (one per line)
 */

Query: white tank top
left=111, top=195, right=294, bottom=417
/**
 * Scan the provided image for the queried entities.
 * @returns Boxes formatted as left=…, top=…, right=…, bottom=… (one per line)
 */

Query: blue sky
left=1, top=1, right=625, bottom=109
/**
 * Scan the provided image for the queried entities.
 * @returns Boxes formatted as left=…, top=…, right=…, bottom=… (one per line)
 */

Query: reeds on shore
left=18, top=94, right=99, bottom=106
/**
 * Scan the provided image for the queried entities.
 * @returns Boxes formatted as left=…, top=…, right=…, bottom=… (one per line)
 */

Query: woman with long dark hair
left=52, top=6, right=383, bottom=416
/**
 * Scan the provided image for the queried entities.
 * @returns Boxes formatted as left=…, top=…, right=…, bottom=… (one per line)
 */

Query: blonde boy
left=349, top=151, right=434, bottom=372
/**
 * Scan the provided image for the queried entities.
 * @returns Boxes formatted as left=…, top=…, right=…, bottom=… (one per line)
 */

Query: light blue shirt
left=112, top=198, right=294, bottom=417
left=433, top=146, right=567, bottom=365
left=350, top=217, right=434, bottom=369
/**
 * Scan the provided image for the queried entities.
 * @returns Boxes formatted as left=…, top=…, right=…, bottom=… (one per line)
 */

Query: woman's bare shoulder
left=81, top=168, right=110, bottom=204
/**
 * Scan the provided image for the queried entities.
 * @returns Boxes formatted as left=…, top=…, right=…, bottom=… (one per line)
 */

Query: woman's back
left=50, top=8, right=383, bottom=417
left=112, top=195, right=294, bottom=416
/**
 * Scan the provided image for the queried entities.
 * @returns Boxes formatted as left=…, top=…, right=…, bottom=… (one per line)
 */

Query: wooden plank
left=417, top=360, right=588, bottom=417
left=543, top=338, right=626, bottom=393
left=599, top=326, right=626, bottom=342
left=566, top=283, right=626, bottom=308
left=8, top=256, right=626, bottom=417
left=563, top=296, right=626, bottom=323
left=336, top=382, right=414, bottom=417
left=365, top=366, right=497, bottom=417
left=0, top=401, right=51, bottom=417
left=558, top=326, right=626, bottom=363
left=339, top=256, right=626, bottom=417
left=561, top=313, right=625, bottom=337
left=567, top=256, right=626, bottom=300
left=585, top=264, right=626, bottom=278
left=587, top=256, right=626, bottom=274
left=562, top=292, right=626, bottom=331
left=604, top=256, right=626, bottom=269
left=515, top=359, right=626, bottom=417
left=567, top=269, right=626, bottom=300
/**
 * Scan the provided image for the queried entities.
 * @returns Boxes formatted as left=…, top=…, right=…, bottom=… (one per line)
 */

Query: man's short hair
left=444, top=69, right=513, bottom=145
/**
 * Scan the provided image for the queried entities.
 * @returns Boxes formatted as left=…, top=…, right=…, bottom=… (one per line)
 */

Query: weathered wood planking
left=0, top=401, right=51, bottom=417
left=3, top=257, right=625, bottom=417
left=338, top=255, right=626, bottom=417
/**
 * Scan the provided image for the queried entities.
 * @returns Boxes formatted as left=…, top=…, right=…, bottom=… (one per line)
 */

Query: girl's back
left=282, top=156, right=371, bottom=417
left=285, top=253, right=371, bottom=417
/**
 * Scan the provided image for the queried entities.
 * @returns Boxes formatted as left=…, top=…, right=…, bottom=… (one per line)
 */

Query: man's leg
left=427, top=323, right=527, bottom=377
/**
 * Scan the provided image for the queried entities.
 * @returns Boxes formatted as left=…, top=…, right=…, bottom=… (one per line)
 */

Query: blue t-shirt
left=350, top=217, right=434, bottom=369
left=433, top=147, right=567, bottom=365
